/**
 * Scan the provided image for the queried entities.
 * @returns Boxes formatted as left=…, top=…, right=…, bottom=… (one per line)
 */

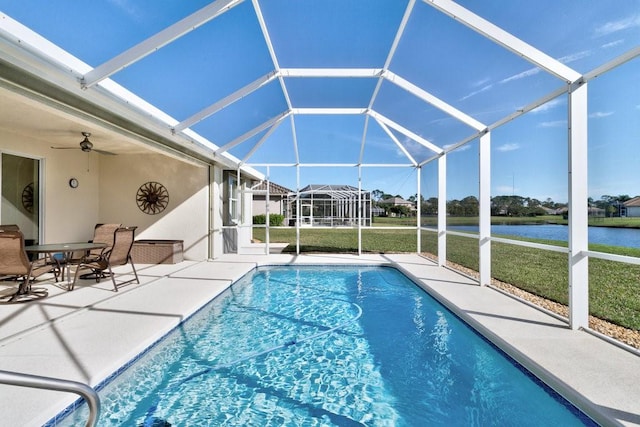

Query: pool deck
left=0, top=253, right=639, bottom=426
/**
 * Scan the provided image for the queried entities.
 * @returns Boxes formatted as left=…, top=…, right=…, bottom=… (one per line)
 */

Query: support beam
left=241, top=118, right=283, bottom=163
left=82, top=0, right=243, bottom=88
left=384, top=70, right=486, bottom=131
left=479, top=131, right=491, bottom=286
left=367, top=0, right=416, bottom=110
left=291, top=108, right=368, bottom=115
left=280, top=68, right=383, bottom=78
left=214, top=111, right=290, bottom=156
left=174, top=71, right=279, bottom=133
left=424, top=0, right=581, bottom=83
left=438, top=154, right=447, bottom=266
left=568, top=80, right=589, bottom=330
left=374, top=117, right=418, bottom=166
left=369, top=110, right=444, bottom=155
left=417, top=166, right=422, bottom=253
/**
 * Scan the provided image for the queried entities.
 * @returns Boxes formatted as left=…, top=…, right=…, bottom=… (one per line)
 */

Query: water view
left=449, top=224, right=640, bottom=248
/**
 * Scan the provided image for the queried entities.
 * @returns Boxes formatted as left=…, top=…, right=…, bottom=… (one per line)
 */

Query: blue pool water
left=55, top=266, right=596, bottom=426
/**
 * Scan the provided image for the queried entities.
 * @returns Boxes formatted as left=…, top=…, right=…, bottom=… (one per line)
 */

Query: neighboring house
left=380, top=196, right=416, bottom=216
left=623, top=196, right=640, bottom=217
left=251, top=181, right=293, bottom=217
left=286, top=184, right=372, bottom=226
left=371, top=206, right=385, bottom=216
left=588, top=206, right=605, bottom=217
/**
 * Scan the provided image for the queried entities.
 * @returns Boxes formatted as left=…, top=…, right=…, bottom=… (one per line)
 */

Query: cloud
left=472, top=77, right=491, bottom=88
left=557, top=50, right=592, bottom=64
left=460, top=47, right=592, bottom=101
left=589, top=111, right=614, bottom=119
left=602, top=39, right=625, bottom=48
left=531, top=98, right=564, bottom=114
left=107, top=0, right=139, bottom=17
left=500, top=67, right=540, bottom=84
left=460, top=84, right=494, bottom=101
left=539, top=120, right=567, bottom=128
left=496, top=143, right=520, bottom=152
left=594, top=14, right=640, bottom=37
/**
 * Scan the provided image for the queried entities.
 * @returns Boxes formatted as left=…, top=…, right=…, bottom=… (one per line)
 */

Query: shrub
left=253, top=214, right=285, bottom=226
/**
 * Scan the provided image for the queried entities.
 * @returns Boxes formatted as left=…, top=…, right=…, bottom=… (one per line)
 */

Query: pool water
left=56, top=266, right=596, bottom=426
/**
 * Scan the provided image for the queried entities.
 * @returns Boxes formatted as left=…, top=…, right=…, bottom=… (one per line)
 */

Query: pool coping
left=0, top=253, right=638, bottom=426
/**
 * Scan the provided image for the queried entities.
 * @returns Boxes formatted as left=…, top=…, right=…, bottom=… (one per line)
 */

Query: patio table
left=25, top=242, right=108, bottom=291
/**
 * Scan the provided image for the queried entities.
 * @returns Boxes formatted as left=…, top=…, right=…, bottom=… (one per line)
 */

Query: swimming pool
left=54, top=265, right=596, bottom=426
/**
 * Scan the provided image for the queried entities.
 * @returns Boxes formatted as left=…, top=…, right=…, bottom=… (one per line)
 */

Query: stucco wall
left=98, top=153, right=210, bottom=260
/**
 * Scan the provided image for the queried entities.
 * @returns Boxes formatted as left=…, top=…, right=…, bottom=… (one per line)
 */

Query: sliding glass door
left=1, top=153, right=40, bottom=245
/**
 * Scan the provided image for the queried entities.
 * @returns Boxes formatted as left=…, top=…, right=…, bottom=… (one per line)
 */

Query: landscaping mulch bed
left=424, top=255, right=640, bottom=350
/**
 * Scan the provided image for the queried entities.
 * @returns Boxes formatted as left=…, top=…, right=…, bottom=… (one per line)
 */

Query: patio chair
left=61, top=223, right=121, bottom=282
left=71, top=226, right=139, bottom=292
left=0, top=229, right=54, bottom=302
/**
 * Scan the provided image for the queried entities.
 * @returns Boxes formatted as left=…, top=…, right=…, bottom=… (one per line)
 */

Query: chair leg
left=70, top=264, right=86, bottom=291
left=108, top=264, right=118, bottom=292
left=129, top=256, right=140, bottom=285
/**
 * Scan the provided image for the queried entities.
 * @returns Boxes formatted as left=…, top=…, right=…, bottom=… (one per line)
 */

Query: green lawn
left=253, top=226, right=640, bottom=331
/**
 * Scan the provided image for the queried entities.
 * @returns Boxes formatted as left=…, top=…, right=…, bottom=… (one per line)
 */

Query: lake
left=448, top=223, right=640, bottom=249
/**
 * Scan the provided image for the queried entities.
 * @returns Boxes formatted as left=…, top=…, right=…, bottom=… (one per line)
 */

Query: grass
left=253, top=225, right=640, bottom=331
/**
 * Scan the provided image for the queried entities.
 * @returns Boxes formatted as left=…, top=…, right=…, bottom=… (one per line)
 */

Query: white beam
left=416, top=166, right=422, bottom=253
left=291, top=108, right=368, bottom=115
left=584, top=45, right=640, bottom=82
left=438, top=154, right=447, bottom=266
left=384, top=70, right=486, bottom=131
left=280, top=68, right=383, bottom=78
left=289, top=115, right=300, bottom=164
left=82, top=0, right=243, bottom=88
left=241, top=118, right=283, bottom=163
left=489, top=86, right=568, bottom=131
left=479, top=131, right=491, bottom=286
left=368, top=0, right=416, bottom=109
left=359, top=115, right=370, bottom=165
left=174, top=70, right=278, bottom=133
left=369, top=110, right=444, bottom=155
left=214, top=111, right=290, bottom=156
left=424, top=0, right=581, bottom=83
left=568, top=80, right=589, bottom=330
left=373, top=117, right=418, bottom=166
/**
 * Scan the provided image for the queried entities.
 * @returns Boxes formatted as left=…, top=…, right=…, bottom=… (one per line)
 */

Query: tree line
left=372, top=189, right=636, bottom=217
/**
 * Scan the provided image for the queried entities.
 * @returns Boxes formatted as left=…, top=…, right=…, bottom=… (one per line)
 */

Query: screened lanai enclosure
left=287, top=185, right=372, bottom=227
left=1, top=1, right=639, bottom=333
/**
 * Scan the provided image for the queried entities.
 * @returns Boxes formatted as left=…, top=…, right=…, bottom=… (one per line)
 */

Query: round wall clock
left=69, top=178, right=79, bottom=188
left=136, top=181, right=169, bottom=215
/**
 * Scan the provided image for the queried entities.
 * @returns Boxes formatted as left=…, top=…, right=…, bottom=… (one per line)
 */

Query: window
left=223, top=171, right=239, bottom=226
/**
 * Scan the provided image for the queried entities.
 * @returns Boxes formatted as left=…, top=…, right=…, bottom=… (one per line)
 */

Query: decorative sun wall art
left=136, top=181, right=169, bottom=215
left=21, top=182, right=34, bottom=213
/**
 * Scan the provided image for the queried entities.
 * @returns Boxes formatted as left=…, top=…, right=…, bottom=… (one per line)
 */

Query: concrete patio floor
left=0, top=254, right=639, bottom=426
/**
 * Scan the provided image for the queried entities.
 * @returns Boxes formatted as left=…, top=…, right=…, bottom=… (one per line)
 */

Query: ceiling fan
left=51, top=132, right=116, bottom=155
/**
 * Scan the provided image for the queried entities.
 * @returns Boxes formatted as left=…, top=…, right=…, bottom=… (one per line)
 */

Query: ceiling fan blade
left=93, top=149, right=117, bottom=155
left=50, top=146, right=79, bottom=150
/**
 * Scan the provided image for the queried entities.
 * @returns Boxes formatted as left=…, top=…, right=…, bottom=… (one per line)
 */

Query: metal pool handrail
left=0, top=369, right=100, bottom=427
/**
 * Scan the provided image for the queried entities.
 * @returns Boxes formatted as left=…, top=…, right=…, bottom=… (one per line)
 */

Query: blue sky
left=1, top=0, right=639, bottom=202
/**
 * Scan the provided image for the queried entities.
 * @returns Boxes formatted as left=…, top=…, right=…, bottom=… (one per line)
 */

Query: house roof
left=252, top=180, right=293, bottom=195
left=382, top=197, right=413, bottom=205
left=300, top=184, right=361, bottom=193
left=623, top=196, right=640, bottom=207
